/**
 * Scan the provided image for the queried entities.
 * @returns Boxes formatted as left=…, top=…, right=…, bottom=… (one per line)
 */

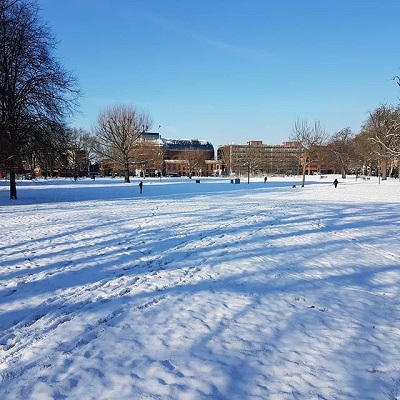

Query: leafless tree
left=290, top=119, right=328, bottom=187
left=327, top=128, right=356, bottom=178
left=0, top=0, right=79, bottom=198
left=180, top=148, right=206, bottom=176
left=22, top=121, right=70, bottom=177
left=132, top=141, right=164, bottom=177
left=362, top=105, right=400, bottom=180
left=241, top=145, right=264, bottom=183
left=91, top=105, right=152, bottom=183
left=354, top=131, right=379, bottom=176
left=65, top=128, right=91, bottom=176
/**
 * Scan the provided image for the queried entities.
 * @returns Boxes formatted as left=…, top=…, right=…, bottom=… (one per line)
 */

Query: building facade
left=217, top=141, right=302, bottom=176
left=162, top=139, right=215, bottom=177
left=123, top=134, right=216, bottom=177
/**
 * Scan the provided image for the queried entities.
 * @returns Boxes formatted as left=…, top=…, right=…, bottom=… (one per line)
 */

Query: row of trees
left=291, top=104, right=400, bottom=187
left=2, top=0, right=400, bottom=198
left=219, top=105, right=400, bottom=186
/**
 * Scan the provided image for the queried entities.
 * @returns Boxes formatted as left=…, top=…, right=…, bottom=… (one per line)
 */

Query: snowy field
left=0, top=175, right=399, bottom=400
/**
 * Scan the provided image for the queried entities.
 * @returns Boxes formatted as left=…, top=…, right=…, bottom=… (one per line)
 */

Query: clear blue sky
left=37, top=0, right=400, bottom=147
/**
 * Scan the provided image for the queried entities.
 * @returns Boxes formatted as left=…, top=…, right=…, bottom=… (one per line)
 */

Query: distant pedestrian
left=333, top=178, right=338, bottom=188
left=139, top=181, right=143, bottom=194
left=264, top=176, right=268, bottom=183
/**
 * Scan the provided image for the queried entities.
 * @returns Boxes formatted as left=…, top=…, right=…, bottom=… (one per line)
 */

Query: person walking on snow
left=139, top=181, right=143, bottom=194
left=333, top=178, right=338, bottom=188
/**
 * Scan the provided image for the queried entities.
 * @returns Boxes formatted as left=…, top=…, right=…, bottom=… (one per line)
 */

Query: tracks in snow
left=0, top=210, right=251, bottom=382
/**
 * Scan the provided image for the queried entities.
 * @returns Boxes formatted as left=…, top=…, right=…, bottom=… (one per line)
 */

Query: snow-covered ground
left=0, top=175, right=399, bottom=400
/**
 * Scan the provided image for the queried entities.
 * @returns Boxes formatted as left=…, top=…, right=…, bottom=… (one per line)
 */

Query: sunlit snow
left=1, top=175, right=399, bottom=399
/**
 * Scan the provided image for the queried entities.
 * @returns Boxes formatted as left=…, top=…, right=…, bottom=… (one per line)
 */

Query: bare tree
left=354, top=131, right=378, bottom=176
left=66, top=128, right=91, bottom=176
left=22, top=121, right=70, bottom=177
left=180, top=148, right=207, bottom=176
left=132, top=141, right=164, bottom=177
left=0, top=0, right=79, bottom=198
left=290, top=119, right=328, bottom=187
left=362, top=105, right=400, bottom=180
left=92, top=105, right=152, bottom=183
left=241, top=144, right=263, bottom=183
left=327, top=128, right=356, bottom=179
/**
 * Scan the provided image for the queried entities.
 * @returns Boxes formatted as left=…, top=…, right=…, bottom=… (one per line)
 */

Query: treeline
left=2, top=0, right=400, bottom=199
left=291, top=104, right=400, bottom=187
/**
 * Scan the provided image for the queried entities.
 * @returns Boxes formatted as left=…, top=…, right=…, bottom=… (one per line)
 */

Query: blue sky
left=37, top=0, right=400, bottom=147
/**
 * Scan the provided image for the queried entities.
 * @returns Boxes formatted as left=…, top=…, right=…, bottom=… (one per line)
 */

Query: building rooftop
left=162, top=139, right=214, bottom=152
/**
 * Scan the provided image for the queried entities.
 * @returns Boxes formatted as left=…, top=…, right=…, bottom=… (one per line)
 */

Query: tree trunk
left=9, top=170, right=17, bottom=200
left=341, top=167, right=346, bottom=179
left=124, top=163, right=130, bottom=183
left=381, top=159, right=388, bottom=181
left=301, top=161, right=306, bottom=188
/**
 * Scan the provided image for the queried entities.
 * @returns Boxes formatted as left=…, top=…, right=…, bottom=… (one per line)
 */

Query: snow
left=0, top=175, right=399, bottom=400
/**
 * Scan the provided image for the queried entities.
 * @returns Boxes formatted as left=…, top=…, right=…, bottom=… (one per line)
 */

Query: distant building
left=217, top=141, right=302, bottom=176
left=114, top=134, right=216, bottom=177
left=162, top=139, right=215, bottom=177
